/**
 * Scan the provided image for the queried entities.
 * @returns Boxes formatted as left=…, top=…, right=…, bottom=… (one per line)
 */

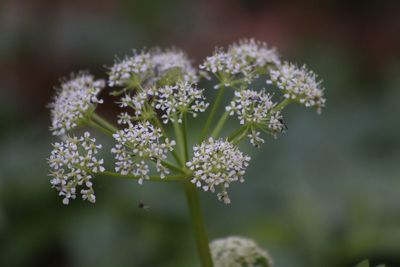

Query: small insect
left=138, top=201, right=150, bottom=211
left=250, top=95, right=261, bottom=102
left=279, top=118, right=288, bottom=131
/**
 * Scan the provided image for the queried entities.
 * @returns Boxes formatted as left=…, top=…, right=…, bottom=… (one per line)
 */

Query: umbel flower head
left=200, top=39, right=281, bottom=87
left=151, top=49, right=198, bottom=83
left=49, top=72, right=105, bottom=136
left=200, top=50, right=250, bottom=84
left=108, top=48, right=197, bottom=90
left=229, top=38, right=280, bottom=70
left=117, top=90, right=154, bottom=124
left=111, top=121, right=176, bottom=184
left=48, top=132, right=105, bottom=204
left=47, top=38, right=325, bottom=205
left=108, top=51, right=152, bottom=88
left=186, top=138, right=251, bottom=204
left=226, top=89, right=285, bottom=147
left=210, top=236, right=273, bottom=267
left=269, top=62, right=326, bottom=113
left=153, top=81, right=209, bottom=124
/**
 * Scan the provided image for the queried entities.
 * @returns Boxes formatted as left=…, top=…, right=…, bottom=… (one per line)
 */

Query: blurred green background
left=1, top=0, right=400, bottom=266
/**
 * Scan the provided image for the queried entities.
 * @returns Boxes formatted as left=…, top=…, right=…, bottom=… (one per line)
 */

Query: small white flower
left=151, top=49, right=198, bottom=83
left=117, top=90, right=155, bottom=123
left=229, top=38, right=280, bottom=69
left=186, top=138, right=250, bottom=204
left=49, top=72, right=105, bottom=136
left=153, top=81, right=209, bottom=124
left=108, top=49, right=198, bottom=88
left=269, top=62, right=326, bottom=113
left=200, top=40, right=280, bottom=87
left=210, top=236, right=273, bottom=267
left=48, top=131, right=105, bottom=204
left=227, top=89, right=285, bottom=147
left=111, top=122, right=176, bottom=184
left=200, top=49, right=254, bottom=85
left=108, top=51, right=152, bottom=87
left=200, top=50, right=243, bottom=75
left=117, top=112, right=133, bottom=125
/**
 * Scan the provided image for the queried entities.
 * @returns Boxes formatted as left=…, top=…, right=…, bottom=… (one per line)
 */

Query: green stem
left=161, top=160, right=185, bottom=174
left=227, top=125, right=247, bottom=142
left=182, top=112, right=189, bottom=162
left=199, top=86, right=225, bottom=142
left=173, top=116, right=185, bottom=161
left=91, top=113, right=118, bottom=133
left=101, top=171, right=184, bottom=182
left=273, top=98, right=291, bottom=112
left=184, top=182, right=214, bottom=267
left=87, top=120, right=114, bottom=137
left=232, top=126, right=249, bottom=145
left=211, top=111, right=229, bottom=138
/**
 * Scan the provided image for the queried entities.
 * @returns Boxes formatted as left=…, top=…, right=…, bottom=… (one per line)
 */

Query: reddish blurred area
left=1, top=0, right=399, bottom=116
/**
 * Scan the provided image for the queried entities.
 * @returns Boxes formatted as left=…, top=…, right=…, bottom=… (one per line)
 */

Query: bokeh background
left=1, top=0, right=400, bottom=266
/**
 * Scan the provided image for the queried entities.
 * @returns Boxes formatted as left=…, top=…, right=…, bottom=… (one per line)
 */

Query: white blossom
left=117, top=90, right=155, bottom=123
left=210, top=236, right=273, bottom=267
left=226, top=89, right=285, bottom=147
left=186, top=138, right=250, bottom=204
left=200, top=39, right=280, bottom=87
left=153, top=81, right=209, bottom=124
left=108, top=49, right=198, bottom=88
left=111, top=122, right=176, bottom=184
left=49, top=72, right=105, bottom=136
left=151, top=49, right=198, bottom=83
left=200, top=49, right=254, bottom=86
left=48, top=132, right=105, bottom=204
left=229, top=38, right=280, bottom=69
left=108, top=51, right=152, bottom=87
left=117, top=112, right=133, bottom=125
left=269, top=62, right=326, bottom=113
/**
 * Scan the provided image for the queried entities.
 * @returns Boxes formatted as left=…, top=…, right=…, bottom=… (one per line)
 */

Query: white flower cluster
left=108, top=49, right=197, bottom=88
left=117, top=90, right=153, bottom=124
left=200, top=50, right=250, bottom=83
left=108, top=51, right=152, bottom=87
left=151, top=49, right=198, bottom=83
left=200, top=39, right=280, bottom=86
left=186, top=138, right=250, bottom=204
left=229, top=38, right=280, bottom=69
left=210, top=236, right=273, bottom=267
left=153, top=81, right=209, bottom=124
left=50, top=73, right=105, bottom=136
left=111, top=122, right=176, bottom=184
left=226, top=89, right=285, bottom=147
left=269, top=62, right=326, bottom=113
left=48, top=132, right=105, bottom=205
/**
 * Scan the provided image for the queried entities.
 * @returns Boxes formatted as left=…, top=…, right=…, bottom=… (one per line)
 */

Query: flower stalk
left=184, top=182, right=214, bottom=267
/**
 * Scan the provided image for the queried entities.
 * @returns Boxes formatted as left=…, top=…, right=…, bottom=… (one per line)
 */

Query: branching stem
left=199, top=86, right=225, bottom=142
left=101, top=171, right=185, bottom=182
left=211, top=110, right=229, bottom=138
